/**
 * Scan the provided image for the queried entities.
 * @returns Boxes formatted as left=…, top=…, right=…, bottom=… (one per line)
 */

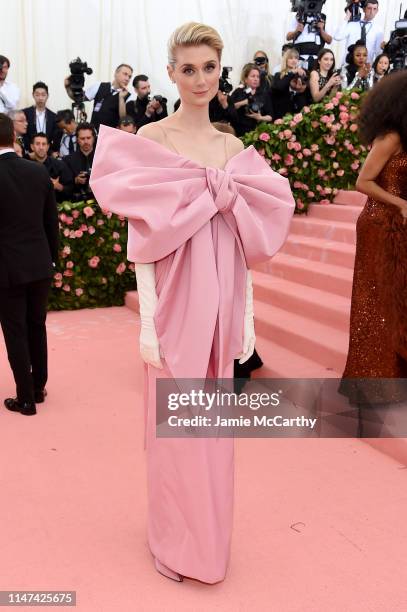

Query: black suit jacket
left=22, top=106, right=59, bottom=152
left=0, top=152, right=59, bottom=288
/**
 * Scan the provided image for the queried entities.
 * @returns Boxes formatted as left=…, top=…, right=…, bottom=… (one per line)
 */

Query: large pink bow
left=90, top=126, right=295, bottom=379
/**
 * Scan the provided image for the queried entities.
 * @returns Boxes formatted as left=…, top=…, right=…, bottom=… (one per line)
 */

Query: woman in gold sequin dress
left=341, top=71, right=407, bottom=407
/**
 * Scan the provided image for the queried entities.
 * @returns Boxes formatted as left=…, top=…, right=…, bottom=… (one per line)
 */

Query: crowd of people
left=0, top=0, right=395, bottom=203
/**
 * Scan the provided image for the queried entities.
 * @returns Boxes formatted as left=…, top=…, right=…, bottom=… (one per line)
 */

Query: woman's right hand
left=328, top=74, right=342, bottom=88
left=139, top=322, right=163, bottom=369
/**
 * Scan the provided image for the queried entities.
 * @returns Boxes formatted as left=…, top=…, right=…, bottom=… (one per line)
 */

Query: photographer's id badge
left=94, top=101, right=102, bottom=112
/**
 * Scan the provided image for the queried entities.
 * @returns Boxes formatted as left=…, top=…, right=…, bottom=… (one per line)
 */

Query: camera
left=219, top=67, right=233, bottom=94
left=254, top=57, right=267, bottom=67
left=345, top=0, right=367, bottom=23
left=291, top=0, right=326, bottom=34
left=288, top=71, right=309, bottom=85
left=384, top=18, right=407, bottom=71
left=243, top=87, right=264, bottom=113
left=152, top=94, right=167, bottom=105
left=68, top=57, right=93, bottom=104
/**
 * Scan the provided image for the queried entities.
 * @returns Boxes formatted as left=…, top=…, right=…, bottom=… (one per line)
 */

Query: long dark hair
left=312, top=48, right=336, bottom=79
left=372, top=53, right=390, bottom=76
left=358, top=70, right=407, bottom=151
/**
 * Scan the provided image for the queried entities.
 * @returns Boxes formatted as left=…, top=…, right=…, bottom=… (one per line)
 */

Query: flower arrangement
left=241, top=90, right=368, bottom=213
left=49, top=199, right=136, bottom=310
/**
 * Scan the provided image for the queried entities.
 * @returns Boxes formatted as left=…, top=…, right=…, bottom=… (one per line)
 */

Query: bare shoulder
left=225, top=133, right=245, bottom=155
left=137, top=122, right=165, bottom=144
left=373, top=131, right=402, bottom=154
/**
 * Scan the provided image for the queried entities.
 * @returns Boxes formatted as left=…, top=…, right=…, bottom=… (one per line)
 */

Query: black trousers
left=0, top=278, right=51, bottom=403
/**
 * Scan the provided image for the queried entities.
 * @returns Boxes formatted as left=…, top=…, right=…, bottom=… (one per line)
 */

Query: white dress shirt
left=334, top=18, right=384, bottom=64
left=35, top=109, right=47, bottom=133
left=0, top=80, right=20, bottom=113
left=0, top=147, right=16, bottom=155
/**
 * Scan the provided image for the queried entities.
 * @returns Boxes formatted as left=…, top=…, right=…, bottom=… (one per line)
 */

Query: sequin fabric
left=340, top=152, right=407, bottom=403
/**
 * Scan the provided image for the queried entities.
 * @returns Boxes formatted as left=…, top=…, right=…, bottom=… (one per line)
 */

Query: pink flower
left=302, top=161, right=309, bottom=168
left=296, top=200, right=305, bottom=210
left=339, top=104, right=348, bottom=112
left=278, top=167, right=288, bottom=176
left=66, top=260, right=74, bottom=269
left=62, top=245, right=71, bottom=255
left=69, top=230, right=76, bottom=239
left=88, top=256, right=100, bottom=268
left=293, top=181, right=303, bottom=188
left=335, top=91, right=344, bottom=100
left=283, top=129, right=292, bottom=139
left=113, top=243, right=122, bottom=253
left=293, top=142, right=302, bottom=152
left=72, top=210, right=80, bottom=219
left=287, top=141, right=295, bottom=150
left=324, top=135, right=336, bottom=145
left=112, top=232, right=120, bottom=240
left=318, top=169, right=326, bottom=177
left=302, top=106, right=311, bottom=113
left=324, top=187, right=332, bottom=194
left=80, top=224, right=88, bottom=232
left=65, top=216, right=73, bottom=226
left=307, top=191, right=315, bottom=198
left=74, top=229, right=83, bottom=238
left=333, top=162, right=339, bottom=169
left=311, top=121, right=319, bottom=128
left=297, top=152, right=303, bottom=159
left=97, top=219, right=104, bottom=226
left=314, top=153, right=322, bottom=161
left=75, top=288, right=84, bottom=297
left=289, top=120, right=296, bottom=128
left=311, top=144, right=319, bottom=152
left=278, top=132, right=285, bottom=140
left=271, top=153, right=281, bottom=161
left=349, top=123, right=358, bottom=132
left=59, top=213, right=67, bottom=222
left=63, top=229, right=70, bottom=237
left=324, top=102, right=334, bottom=110
left=259, top=132, right=270, bottom=142
left=54, top=281, right=62, bottom=288
left=62, top=284, right=71, bottom=292
left=88, top=226, right=95, bottom=235
left=274, top=118, right=284, bottom=125
left=321, top=115, right=330, bottom=124
left=351, top=92, right=360, bottom=100
left=128, top=263, right=135, bottom=272
left=316, top=185, right=323, bottom=192
left=54, top=272, right=63, bottom=281
left=351, top=161, right=360, bottom=170
left=339, top=111, right=350, bottom=123
left=330, top=151, right=337, bottom=158
left=116, top=262, right=126, bottom=275
left=118, top=215, right=125, bottom=221
left=258, top=148, right=265, bottom=156
left=83, top=206, right=95, bottom=218
left=293, top=113, right=303, bottom=123
left=284, top=154, right=295, bottom=166
left=303, top=148, right=312, bottom=157
left=319, top=199, right=330, bottom=205
left=63, top=269, right=73, bottom=277
left=336, top=169, right=345, bottom=176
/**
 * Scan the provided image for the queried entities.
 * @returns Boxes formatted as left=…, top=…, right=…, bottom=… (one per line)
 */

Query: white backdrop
left=1, top=0, right=406, bottom=113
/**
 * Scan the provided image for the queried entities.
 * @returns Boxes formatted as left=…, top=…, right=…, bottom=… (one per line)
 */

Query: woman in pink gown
left=90, top=22, right=295, bottom=584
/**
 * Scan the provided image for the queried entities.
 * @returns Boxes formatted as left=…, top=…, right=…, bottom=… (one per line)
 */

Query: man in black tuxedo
left=22, top=81, right=59, bottom=154
left=63, top=122, right=96, bottom=200
left=0, top=113, right=59, bottom=416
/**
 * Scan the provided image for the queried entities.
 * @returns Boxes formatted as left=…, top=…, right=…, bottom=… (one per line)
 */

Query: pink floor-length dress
left=90, top=126, right=295, bottom=583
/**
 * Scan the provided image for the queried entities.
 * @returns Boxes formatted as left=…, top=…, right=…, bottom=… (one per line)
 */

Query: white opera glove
left=238, top=270, right=256, bottom=365
left=135, top=262, right=163, bottom=369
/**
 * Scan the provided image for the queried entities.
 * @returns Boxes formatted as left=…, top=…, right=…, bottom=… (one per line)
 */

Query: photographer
left=0, top=55, right=20, bottom=113
left=63, top=122, right=96, bottom=200
left=253, top=51, right=273, bottom=92
left=340, top=41, right=372, bottom=91
left=30, top=132, right=73, bottom=202
left=55, top=109, right=77, bottom=158
left=334, top=0, right=383, bottom=64
left=371, top=53, right=390, bottom=83
left=9, top=109, right=28, bottom=156
left=286, top=3, right=332, bottom=70
left=125, top=74, right=168, bottom=129
left=22, top=82, right=59, bottom=154
left=64, top=64, right=133, bottom=131
left=272, top=48, right=310, bottom=119
left=230, top=63, right=273, bottom=137
left=309, top=49, right=342, bottom=102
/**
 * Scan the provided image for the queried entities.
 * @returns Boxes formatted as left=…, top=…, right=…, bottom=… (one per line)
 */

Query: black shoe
left=4, top=398, right=36, bottom=416
left=34, top=388, right=47, bottom=403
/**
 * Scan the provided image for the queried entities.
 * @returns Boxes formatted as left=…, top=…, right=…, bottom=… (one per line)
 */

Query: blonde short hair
left=280, top=48, right=299, bottom=77
left=167, top=22, right=223, bottom=66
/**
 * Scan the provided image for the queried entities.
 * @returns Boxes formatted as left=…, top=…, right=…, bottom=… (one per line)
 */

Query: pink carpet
left=1, top=306, right=407, bottom=611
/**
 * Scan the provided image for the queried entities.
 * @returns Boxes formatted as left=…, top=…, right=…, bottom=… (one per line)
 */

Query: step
left=125, top=291, right=139, bottom=313
left=253, top=271, right=350, bottom=332
left=252, top=335, right=339, bottom=378
left=254, top=302, right=348, bottom=373
left=333, top=190, right=367, bottom=207
left=282, top=235, right=356, bottom=269
left=254, top=254, right=354, bottom=298
left=290, top=216, right=356, bottom=245
left=308, top=203, right=362, bottom=224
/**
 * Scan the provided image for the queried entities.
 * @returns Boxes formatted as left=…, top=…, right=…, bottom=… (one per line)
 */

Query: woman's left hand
left=246, top=110, right=262, bottom=121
